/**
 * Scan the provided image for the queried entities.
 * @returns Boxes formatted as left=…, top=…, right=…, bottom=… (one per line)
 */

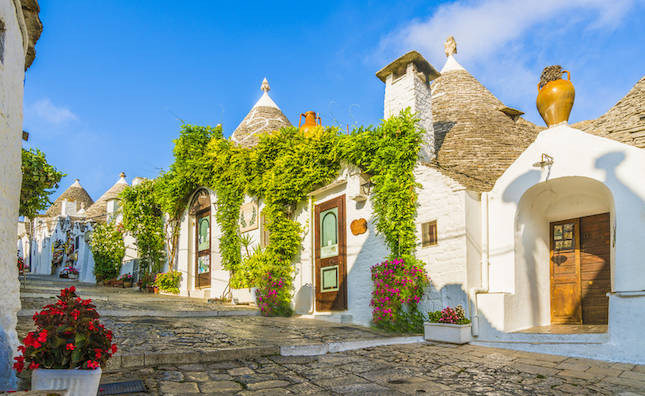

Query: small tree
left=89, top=221, right=125, bottom=280
left=120, top=179, right=166, bottom=276
left=20, top=147, right=65, bottom=218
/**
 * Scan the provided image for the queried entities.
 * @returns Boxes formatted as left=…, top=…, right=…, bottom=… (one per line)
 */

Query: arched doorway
left=189, top=189, right=211, bottom=289
left=515, top=177, right=614, bottom=327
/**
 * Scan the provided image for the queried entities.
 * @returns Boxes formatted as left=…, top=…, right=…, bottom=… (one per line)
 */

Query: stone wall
left=0, top=0, right=28, bottom=389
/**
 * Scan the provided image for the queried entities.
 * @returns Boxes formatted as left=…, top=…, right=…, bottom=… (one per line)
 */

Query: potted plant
left=138, top=273, right=156, bottom=293
left=118, top=273, right=134, bottom=288
left=13, top=286, right=117, bottom=396
left=60, top=266, right=79, bottom=280
left=154, top=271, right=181, bottom=294
left=17, top=254, right=26, bottom=274
left=424, top=305, right=472, bottom=344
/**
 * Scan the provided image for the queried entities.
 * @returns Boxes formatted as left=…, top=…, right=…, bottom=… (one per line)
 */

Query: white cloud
left=378, top=0, right=636, bottom=65
left=25, top=99, right=79, bottom=127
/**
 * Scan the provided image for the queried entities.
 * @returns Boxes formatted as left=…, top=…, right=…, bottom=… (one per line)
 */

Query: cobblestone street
left=101, top=343, right=645, bottom=395
left=17, top=275, right=645, bottom=395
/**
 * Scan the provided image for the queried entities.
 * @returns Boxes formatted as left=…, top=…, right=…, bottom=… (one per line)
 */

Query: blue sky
left=23, top=0, right=645, bottom=207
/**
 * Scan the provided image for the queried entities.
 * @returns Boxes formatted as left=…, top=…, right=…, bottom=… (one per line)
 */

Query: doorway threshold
left=513, top=324, right=607, bottom=334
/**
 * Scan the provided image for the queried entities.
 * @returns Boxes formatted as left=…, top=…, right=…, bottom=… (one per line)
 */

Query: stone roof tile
left=430, top=69, right=542, bottom=192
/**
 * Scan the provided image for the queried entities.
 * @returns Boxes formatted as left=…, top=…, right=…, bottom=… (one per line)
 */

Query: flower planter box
left=424, top=322, right=472, bottom=344
left=32, top=367, right=102, bottom=396
left=68, top=274, right=78, bottom=280
left=231, top=287, right=257, bottom=304
left=123, top=281, right=132, bottom=288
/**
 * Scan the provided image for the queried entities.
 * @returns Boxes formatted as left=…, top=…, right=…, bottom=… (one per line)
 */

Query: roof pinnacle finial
left=261, top=78, right=270, bottom=93
left=119, top=172, right=126, bottom=178
left=444, top=36, right=457, bottom=57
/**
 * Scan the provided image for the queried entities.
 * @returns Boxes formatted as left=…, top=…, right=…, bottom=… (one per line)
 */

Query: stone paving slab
left=92, top=343, right=645, bottom=395
left=18, top=275, right=422, bottom=370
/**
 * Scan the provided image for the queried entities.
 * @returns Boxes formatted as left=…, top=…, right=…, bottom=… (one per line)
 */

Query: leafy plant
left=150, top=109, right=424, bottom=321
left=155, top=125, right=221, bottom=270
left=118, top=274, right=133, bottom=282
left=119, top=179, right=166, bottom=276
left=20, top=147, right=66, bottom=219
left=17, top=254, right=26, bottom=272
left=12, top=286, right=117, bottom=372
left=428, top=305, right=471, bottom=325
left=370, top=257, right=430, bottom=333
left=137, top=273, right=155, bottom=288
left=60, top=266, right=79, bottom=276
left=255, top=271, right=293, bottom=317
left=89, top=221, right=125, bottom=280
left=154, top=271, right=182, bottom=294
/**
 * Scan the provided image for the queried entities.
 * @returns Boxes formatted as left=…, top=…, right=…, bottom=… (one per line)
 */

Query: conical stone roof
left=430, top=57, right=542, bottom=192
left=572, top=76, right=645, bottom=149
left=44, top=179, right=94, bottom=217
left=232, top=78, right=292, bottom=148
left=83, top=173, right=129, bottom=222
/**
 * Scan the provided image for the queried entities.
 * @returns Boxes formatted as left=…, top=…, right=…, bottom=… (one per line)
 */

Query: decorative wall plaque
left=239, top=201, right=259, bottom=233
left=350, top=218, right=367, bottom=235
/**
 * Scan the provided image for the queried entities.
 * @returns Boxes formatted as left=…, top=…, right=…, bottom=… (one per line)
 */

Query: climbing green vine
left=119, top=179, right=166, bottom=276
left=89, top=220, right=125, bottom=280
left=126, top=109, right=427, bottom=326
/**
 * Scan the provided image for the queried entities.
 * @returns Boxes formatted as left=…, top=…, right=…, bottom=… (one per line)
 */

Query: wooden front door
left=315, top=195, right=347, bottom=311
left=195, top=210, right=211, bottom=289
left=550, top=213, right=610, bottom=324
left=190, top=189, right=212, bottom=289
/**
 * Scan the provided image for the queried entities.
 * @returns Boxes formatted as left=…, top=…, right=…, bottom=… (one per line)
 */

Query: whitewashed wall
left=0, top=0, right=28, bottom=368
left=478, top=125, right=645, bottom=364
left=415, top=165, right=471, bottom=314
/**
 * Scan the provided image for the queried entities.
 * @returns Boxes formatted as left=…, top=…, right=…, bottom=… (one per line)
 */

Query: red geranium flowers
left=13, top=287, right=117, bottom=372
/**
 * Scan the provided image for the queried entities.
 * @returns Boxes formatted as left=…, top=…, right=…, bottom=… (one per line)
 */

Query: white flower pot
left=32, top=367, right=102, bottom=396
left=231, top=287, right=258, bottom=304
left=68, top=274, right=77, bottom=279
left=424, top=322, right=472, bottom=344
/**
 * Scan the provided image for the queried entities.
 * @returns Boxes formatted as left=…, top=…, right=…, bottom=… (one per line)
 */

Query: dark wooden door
left=579, top=213, right=610, bottom=325
left=550, top=218, right=581, bottom=324
left=550, top=213, right=610, bottom=325
left=195, top=209, right=211, bottom=289
left=315, top=195, right=347, bottom=311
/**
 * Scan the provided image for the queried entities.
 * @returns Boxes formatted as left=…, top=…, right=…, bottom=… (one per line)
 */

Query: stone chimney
left=60, top=199, right=77, bottom=216
left=376, top=51, right=440, bottom=163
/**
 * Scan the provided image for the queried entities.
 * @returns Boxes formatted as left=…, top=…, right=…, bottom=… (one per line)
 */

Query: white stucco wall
left=0, top=0, right=28, bottom=361
left=476, top=124, right=645, bottom=363
left=414, top=165, right=471, bottom=313
left=383, top=62, right=435, bottom=162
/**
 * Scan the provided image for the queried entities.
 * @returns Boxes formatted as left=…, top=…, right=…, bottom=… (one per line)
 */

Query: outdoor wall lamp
left=532, top=153, right=554, bottom=168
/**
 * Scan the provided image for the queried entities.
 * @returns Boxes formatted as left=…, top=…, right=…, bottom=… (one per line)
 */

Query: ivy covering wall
left=119, top=109, right=429, bottom=331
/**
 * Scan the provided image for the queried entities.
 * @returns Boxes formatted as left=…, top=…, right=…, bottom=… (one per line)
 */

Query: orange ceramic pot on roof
left=537, top=70, right=575, bottom=127
left=299, top=111, right=322, bottom=136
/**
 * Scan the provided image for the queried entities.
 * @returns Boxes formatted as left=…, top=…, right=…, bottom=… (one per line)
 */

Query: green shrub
left=154, top=271, right=182, bottom=294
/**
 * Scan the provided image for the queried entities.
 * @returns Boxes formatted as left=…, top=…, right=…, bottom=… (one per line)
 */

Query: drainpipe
left=308, top=195, right=315, bottom=314
left=469, top=192, right=490, bottom=337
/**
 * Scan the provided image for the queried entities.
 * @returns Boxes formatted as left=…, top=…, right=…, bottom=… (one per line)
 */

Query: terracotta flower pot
left=536, top=70, right=575, bottom=127
left=123, top=281, right=132, bottom=288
